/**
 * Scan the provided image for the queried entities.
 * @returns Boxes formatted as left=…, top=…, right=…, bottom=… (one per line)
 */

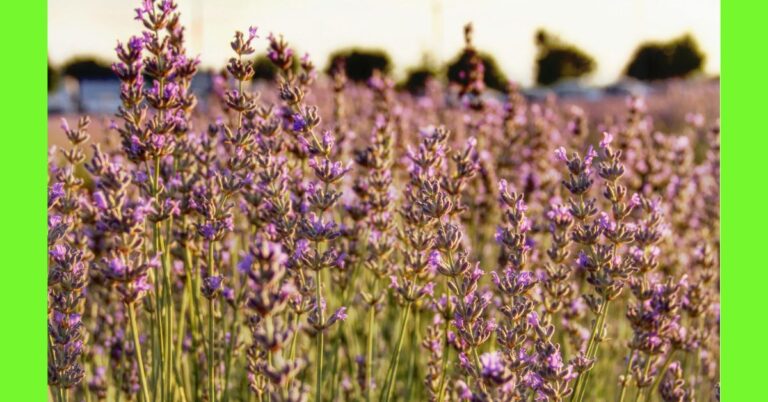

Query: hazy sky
left=49, top=0, right=719, bottom=86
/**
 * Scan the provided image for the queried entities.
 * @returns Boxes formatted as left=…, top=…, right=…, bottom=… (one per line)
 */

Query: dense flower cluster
left=48, top=2, right=719, bottom=401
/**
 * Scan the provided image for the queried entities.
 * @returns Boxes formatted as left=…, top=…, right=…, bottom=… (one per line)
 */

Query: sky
left=48, top=0, right=720, bottom=86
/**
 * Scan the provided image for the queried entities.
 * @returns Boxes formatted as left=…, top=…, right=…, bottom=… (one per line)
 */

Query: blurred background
left=47, top=0, right=719, bottom=114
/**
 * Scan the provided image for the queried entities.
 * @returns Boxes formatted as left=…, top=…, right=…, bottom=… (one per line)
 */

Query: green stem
left=329, top=338, right=341, bottom=401
left=223, top=299, right=241, bottom=402
left=315, top=269, right=325, bottom=402
left=288, top=312, right=301, bottom=362
left=330, top=284, right=353, bottom=401
left=634, top=355, right=654, bottom=402
left=128, top=303, right=152, bottom=402
left=83, top=376, right=93, bottom=402
left=365, top=282, right=378, bottom=402
left=184, top=242, right=205, bottom=338
left=161, top=221, right=174, bottom=402
left=436, top=318, right=452, bottom=401
left=618, top=351, right=636, bottom=402
left=380, top=302, right=412, bottom=402
left=572, top=300, right=610, bottom=402
left=115, top=315, right=128, bottom=402
left=649, top=351, right=677, bottom=400
left=175, top=283, right=189, bottom=358
left=208, top=298, right=215, bottom=402
left=405, top=311, right=420, bottom=401
left=208, top=240, right=217, bottom=402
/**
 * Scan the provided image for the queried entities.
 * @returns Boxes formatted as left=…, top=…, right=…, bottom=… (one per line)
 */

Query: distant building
left=48, top=71, right=215, bottom=115
left=48, top=77, right=79, bottom=114
left=550, top=79, right=603, bottom=102
left=190, top=71, right=213, bottom=112
left=79, top=79, right=122, bottom=114
left=602, top=78, right=655, bottom=98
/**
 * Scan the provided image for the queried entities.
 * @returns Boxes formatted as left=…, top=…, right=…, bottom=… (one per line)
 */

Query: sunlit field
left=47, top=1, right=719, bottom=401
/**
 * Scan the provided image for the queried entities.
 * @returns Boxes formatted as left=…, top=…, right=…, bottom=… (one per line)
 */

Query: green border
left=0, top=0, right=47, bottom=398
left=721, top=1, right=765, bottom=400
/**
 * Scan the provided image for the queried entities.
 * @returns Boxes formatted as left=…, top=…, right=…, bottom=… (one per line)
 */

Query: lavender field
left=48, top=1, right=719, bottom=401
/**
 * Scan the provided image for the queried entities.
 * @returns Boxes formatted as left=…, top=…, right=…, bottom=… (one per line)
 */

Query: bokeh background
left=49, top=0, right=719, bottom=85
left=47, top=0, right=720, bottom=154
left=48, top=0, right=719, bottom=112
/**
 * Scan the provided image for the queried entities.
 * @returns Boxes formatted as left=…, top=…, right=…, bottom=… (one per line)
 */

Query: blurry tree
left=253, top=55, right=279, bottom=81
left=401, top=68, right=436, bottom=95
left=625, top=34, right=705, bottom=81
left=534, top=29, right=596, bottom=86
left=446, top=50, right=508, bottom=92
left=398, top=66, right=437, bottom=96
left=400, top=53, right=438, bottom=95
left=62, top=57, right=114, bottom=80
left=325, top=48, right=392, bottom=82
left=252, top=54, right=299, bottom=81
left=48, top=60, right=60, bottom=92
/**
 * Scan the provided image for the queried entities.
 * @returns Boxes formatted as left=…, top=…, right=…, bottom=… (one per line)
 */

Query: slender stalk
left=649, top=350, right=677, bottom=400
left=208, top=240, right=217, bottom=402
left=686, top=316, right=704, bottom=391
left=161, top=225, right=175, bottom=402
left=329, top=328, right=342, bottom=401
left=288, top=312, right=301, bottom=362
left=380, top=301, right=412, bottom=402
left=208, top=297, right=215, bottom=401
left=128, top=303, right=151, bottom=402
left=223, top=295, right=242, bottom=402
left=618, top=351, right=636, bottom=402
left=576, top=329, right=606, bottom=400
left=115, top=316, right=128, bottom=402
left=572, top=300, right=610, bottom=402
left=50, top=386, right=61, bottom=402
left=365, top=280, right=378, bottom=402
left=83, top=375, right=93, bottom=402
left=182, top=238, right=203, bottom=400
left=175, top=283, right=189, bottom=357
left=405, top=311, right=420, bottom=401
left=634, top=355, right=654, bottom=402
left=315, top=269, right=325, bottom=402
left=365, top=305, right=376, bottom=402
left=436, top=318, right=452, bottom=401
left=184, top=241, right=205, bottom=338
left=330, top=283, right=352, bottom=401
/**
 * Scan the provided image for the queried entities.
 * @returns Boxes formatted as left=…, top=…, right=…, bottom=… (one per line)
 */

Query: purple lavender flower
left=555, top=147, right=568, bottom=162
left=248, top=25, right=259, bottom=40
left=599, top=132, right=614, bottom=149
left=479, top=351, right=505, bottom=381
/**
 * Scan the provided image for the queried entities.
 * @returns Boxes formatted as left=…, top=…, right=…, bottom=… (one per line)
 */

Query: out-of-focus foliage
left=253, top=54, right=280, bottom=81
left=446, top=49, right=508, bottom=92
left=253, top=54, right=299, bottom=81
left=400, top=67, right=436, bottom=95
left=62, top=57, right=114, bottom=80
left=48, top=60, right=60, bottom=92
left=625, top=34, right=706, bottom=81
left=534, top=29, right=597, bottom=86
left=325, top=48, right=392, bottom=82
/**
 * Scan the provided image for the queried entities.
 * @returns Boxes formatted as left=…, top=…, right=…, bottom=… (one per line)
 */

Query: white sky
left=48, top=0, right=720, bottom=86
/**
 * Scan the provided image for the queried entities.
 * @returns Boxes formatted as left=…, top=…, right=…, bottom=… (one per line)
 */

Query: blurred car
left=603, top=78, right=655, bottom=97
left=551, top=79, right=603, bottom=101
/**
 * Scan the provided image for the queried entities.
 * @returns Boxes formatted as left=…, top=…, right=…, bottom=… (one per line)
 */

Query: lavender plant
left=48, top=2, right=720, bottom=401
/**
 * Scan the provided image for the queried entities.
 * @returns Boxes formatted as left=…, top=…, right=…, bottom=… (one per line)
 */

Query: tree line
left=49, top=30, right=706, bottom=93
